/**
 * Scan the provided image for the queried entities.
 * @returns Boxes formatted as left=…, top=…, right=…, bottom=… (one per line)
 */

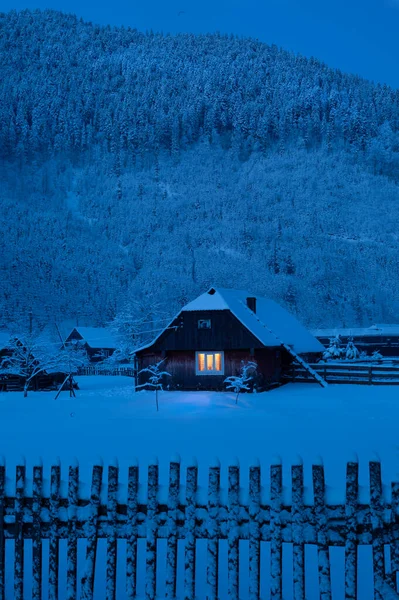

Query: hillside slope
left=0, top=10, right=399, bottom=331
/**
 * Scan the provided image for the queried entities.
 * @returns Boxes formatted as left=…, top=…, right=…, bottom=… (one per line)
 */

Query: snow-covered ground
left=1, top=376, right=397, bottom=599
left=1, top=376, right=398, bottom=499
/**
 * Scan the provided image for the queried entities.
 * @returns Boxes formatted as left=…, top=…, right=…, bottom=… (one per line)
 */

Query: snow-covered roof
left=312, top=325, right=399, bottom=338
left=137, top=288, right=323, bottom=354
left=72, top=327, right=116, bottom=349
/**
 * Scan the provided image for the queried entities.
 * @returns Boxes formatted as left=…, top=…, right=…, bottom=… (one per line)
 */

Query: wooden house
left=65, top=327, right=117, bottom=362
left=135, top=288, right=324, bottom=391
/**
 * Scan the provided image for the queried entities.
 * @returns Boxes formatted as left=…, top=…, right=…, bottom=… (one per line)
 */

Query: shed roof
left=312, top=324, right=399, bottom=338
left=72, top=327, right=116, bottom=349
left=136, top=287, right=323, bottom=354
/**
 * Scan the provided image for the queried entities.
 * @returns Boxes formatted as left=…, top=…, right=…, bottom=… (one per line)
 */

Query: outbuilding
left=65, top=327, right=117, bottom=362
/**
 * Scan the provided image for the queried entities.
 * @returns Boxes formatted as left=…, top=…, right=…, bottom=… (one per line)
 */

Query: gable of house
left=136, top=287, right=323, bottom=355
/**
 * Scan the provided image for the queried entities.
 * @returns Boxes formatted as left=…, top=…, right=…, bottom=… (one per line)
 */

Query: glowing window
left=196, top=351, right=224, bottom=375
left=198, top=353, right=205, bottom=372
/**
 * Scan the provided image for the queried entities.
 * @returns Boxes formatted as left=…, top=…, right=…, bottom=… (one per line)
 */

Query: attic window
left=198, top=319, right=211, bottom=330
left=196, top=351, right=224, bottom=375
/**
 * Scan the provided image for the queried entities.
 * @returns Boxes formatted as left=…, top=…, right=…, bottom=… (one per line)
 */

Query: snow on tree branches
left=224, top=360, right=257, bottom=404
left=0, top=335, right=89, bottom=397
left=136, top=359, right=171, bottom=411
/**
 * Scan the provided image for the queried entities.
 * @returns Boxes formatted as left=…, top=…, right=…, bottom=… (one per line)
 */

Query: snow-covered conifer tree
left=322, top=336, right=343, bottom=361
left=345, top=338, right=359, bottom=360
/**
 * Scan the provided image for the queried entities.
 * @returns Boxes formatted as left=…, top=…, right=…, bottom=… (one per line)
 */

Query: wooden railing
left=1, top=456, right=399, bottom=599
left=284, top=361, right=399, bottom=385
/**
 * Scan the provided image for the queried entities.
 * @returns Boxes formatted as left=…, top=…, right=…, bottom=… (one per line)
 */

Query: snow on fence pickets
left=1, top=458, right=399, bottom=599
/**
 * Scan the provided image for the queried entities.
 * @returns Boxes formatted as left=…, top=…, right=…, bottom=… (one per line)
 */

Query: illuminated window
left=198, top=353, right=205, bottom=372
left=196, top=351, right=224, bottom=375
left=198, top=319, right=211, bottom=329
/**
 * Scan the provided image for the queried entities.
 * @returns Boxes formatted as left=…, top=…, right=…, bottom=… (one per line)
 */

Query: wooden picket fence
left=285, top=361, right=399, bottom=385
left=1, top=457, right=399, bottom=599
left=77, top=365, right=136, bottom=378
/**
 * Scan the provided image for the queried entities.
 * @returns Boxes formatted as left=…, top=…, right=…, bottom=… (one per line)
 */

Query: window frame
left=195, top=351, right=224, bottom=375
left=198, top=319, right=212, bottom=330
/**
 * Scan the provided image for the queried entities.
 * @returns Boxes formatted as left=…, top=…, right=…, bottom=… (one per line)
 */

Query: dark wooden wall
left=147, top=310, right=272, bottom=352
left=137, top=348, right=284, bottom=391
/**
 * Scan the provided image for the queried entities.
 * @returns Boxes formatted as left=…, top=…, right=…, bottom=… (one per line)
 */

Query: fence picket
left=292, top=460, right=305, bottom=600
left=49, top=464, right=61, bottom=600
left=145, top=460, right=159, bottom=600
left=345, top=458, right=359, bottom=600
left=391, top=480, right=399, bottom=589
left=228, top=462, right=240, bottom=600
left=14, top=463, right=25, bottom=600
left=0, top=462, right=5, bottom=600
left=184, top=461, right=198, bottom=600
left=166, top=458, right=180, bottom=599
left=67, top=463, right=79, bottom=600
left=207, top=461, right=221, bottom=600
left=270, top=458, right=283, bottom=599
left=32, top=464, right=43, bottom=600
left=81, top=464, right=103, bottom=600
left=106, top=465, right=119, bottom=600
left=249, top=462, right=261, bottom=600
left=312, top=460, right=332, bottom=600
left=370, top=459, right=386, bottom=595
left=126, top=463, right=139, bottom=599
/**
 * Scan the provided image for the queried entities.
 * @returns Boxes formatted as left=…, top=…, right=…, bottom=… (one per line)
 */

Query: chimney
left=246, top=297, right=256, bottom=313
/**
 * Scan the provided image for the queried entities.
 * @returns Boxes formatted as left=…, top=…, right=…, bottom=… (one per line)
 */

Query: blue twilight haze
left=2, top=0, right=399, bottom=88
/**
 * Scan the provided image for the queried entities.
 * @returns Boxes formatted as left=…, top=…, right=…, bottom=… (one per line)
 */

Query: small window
left=196, top=351, right=224, bottom=375
left=198, top=319, right=211, bottom=330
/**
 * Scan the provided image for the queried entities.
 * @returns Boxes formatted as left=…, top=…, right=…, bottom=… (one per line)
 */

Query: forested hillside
left=1, top=9, right=399, bottom=333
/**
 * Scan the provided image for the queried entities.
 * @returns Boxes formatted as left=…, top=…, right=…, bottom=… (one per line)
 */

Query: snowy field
left=1, top=375, right=398, bottom=496
left=1, top=376, right=398, bottom=599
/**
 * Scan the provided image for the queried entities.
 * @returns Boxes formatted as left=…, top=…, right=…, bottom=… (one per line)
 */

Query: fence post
left=270, top=457, right=283, bottom=600
left=249, top=459, right=261, bottom=600
left=67, top=461, right=79, bottom=600
left=228, top=460, right=240, bottom=600
left=312, top=458, right=332, bottom=600
left=106, top=463, right=119, bottom=600
left=207, top=459, right=221, bottom=600
left=32, top=462, right=43, bottom=600
left=49, top=463, right=61, bottom=600
left=81, top=463, right=103, bottom=600
left=184, top=459, right=198, bottom=600
left=370, top=459, right=386, bottom=594
left=166, top=457, right=180, bottom=599
left=391, top=479, right=399, bottom=589
left=0, top=460, right=5, bottom=600
left=126, top=461, right=139, bottom=600
left=146, top=459, right=159, bottom=600
left=345, top=456, right=359, bottom=600
left=292, top=458, right=305, bottom=600
left=14, top=462, right=25, bottom=600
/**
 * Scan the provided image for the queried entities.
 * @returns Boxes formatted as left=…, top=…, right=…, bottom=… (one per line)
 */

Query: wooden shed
left=135, top=288, right=324, bottom=391
left=65, top=327, right=117, bottom=362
